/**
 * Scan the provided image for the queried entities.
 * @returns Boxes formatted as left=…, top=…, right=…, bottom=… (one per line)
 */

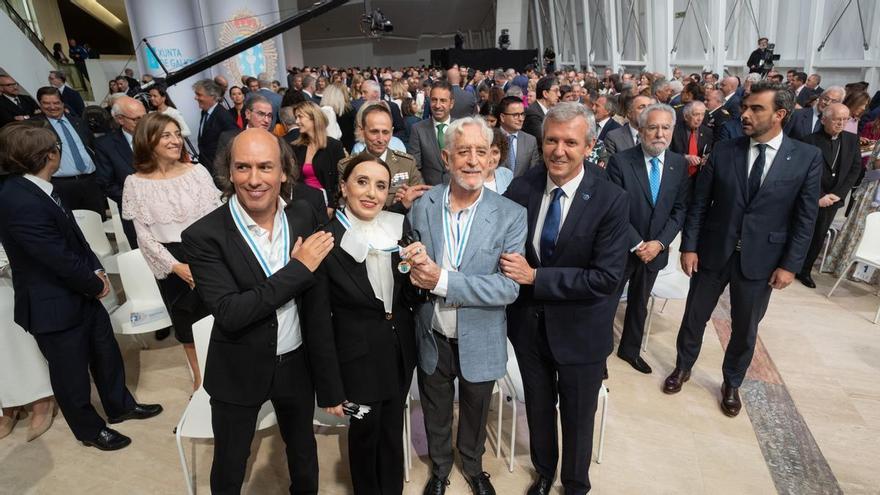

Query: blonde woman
left=291, top=101, right=347, bottom=210
left=321, top=83, right=356, bottom=151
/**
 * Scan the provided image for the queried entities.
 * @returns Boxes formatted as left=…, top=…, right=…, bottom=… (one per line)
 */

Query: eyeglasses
left=0, top=82, right=17, bottom=87
left=502, top=112, right=525, bottom=118
left=251, top=110, right=272, bottom=120
left=120, top=114, right=143, bottom=123
left=54, top=141, right=63, bottom=152
left=819, top=96, right=842, bottom=104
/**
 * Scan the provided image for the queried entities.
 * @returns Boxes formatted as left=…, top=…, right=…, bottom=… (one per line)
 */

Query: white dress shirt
left=811, top=106, right=821, bottom=133
left=430, top=187, right=484, bottom=338
left=229, top=196, right=302, bottom=355
left=628, top=124, right=640, bottom=144
left=747, top=130, right=784, bottom=185
left=532, top=166, right=584, bottom=261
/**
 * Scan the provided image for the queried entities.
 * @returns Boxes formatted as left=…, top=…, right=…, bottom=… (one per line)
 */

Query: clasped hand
left=636, top=241, right=663, bottom=264
left=400, top=242, right=440, bottom=290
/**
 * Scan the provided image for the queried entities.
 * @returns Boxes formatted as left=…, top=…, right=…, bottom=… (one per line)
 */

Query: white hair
left=542, top=102, right=597, bottom=143
left=681, top=101, right=705, bottom=118
left=637, top=103, right=677, bottom=128
left=444, top=117, right=493, bottom=151
left=668, top=80, right=684, bottom=93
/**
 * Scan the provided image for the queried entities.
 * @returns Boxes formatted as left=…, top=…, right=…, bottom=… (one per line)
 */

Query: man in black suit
left=746, top=37, right=772, bottom=75
left=607, top=104, right=690, bottom=374
left=301, top=75, right=321, bottom=105
left=720, top=76, right=742, bottom=120
left=592, top=94, right=621, bottom=142
left=502, top=103, right=630, bottom=495
left=114, top=76, right=139, bottom=98
left=94, top=96, right=145, bottom=248
left=0, top=123, right=161, bottom=451
left=798, top=103, right=863, bottom=288
left=193, top=78, right=237, bottom=178
left=48, top=70, right=85, bottom=117
left=408, top=80, right=455, bottom=185
left=522, top=76, right=559, bottom=142
left=0, top=74, right=39, bottom=127
left=790, top=72, right=813, bottom=108
left=604, top=95, right=654, bottom=155
left=785, top=86, right=845, bottom=141
left=34, top=86, right=106, bottom=217
left=670, top=101, right=714, bottom=177
left=182, top=129, right=342, bottom=494
left=664, top=81, right=822, bottom=417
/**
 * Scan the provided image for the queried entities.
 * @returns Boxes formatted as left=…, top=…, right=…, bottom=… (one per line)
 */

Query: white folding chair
left=109, top=249, right=172, bottom=347
left=643, top=234, right=690, bottom=352
left=107, top=199, right=131, bottom=254
left=827, top=211, right=880, bottom=323
left=72, top=209, right=118, bottom=273
left=176, top=316, right=278, bottom=495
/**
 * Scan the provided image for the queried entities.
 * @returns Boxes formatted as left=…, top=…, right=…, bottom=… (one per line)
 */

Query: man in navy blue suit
left=503, top=103, right=630, bottom=495
left=785, top=86, right=845, bottom=142
left=607, top=104, right=691, bottom=374
left=664, top=81, right=822, bottom=417
left=48, top=70, right=85, bottom=117
left=0, top=122, right=162, bottom=451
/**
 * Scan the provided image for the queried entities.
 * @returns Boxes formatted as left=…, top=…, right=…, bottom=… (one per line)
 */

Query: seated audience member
left=291, top=101, right=347, bottom=210
left=122, top=113, right=220, bottom=390
left=485, top=127, right=514, bottom=194
left=0, top=122, right=161, bottom=452
left=318, top=153, right=418, bottom=494
left=148, top=85, right=191, bottom=137
left=182, top=128, right=340, bottom=494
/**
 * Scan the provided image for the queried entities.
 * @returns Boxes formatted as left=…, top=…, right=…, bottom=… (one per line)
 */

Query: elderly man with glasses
left=0, top=75, right=39, bottom=127
left=785, top=86, right=846, bottom=142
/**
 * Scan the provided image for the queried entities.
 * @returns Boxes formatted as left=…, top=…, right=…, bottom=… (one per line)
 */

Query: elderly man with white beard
left=402, top=116, right=526, bottom=495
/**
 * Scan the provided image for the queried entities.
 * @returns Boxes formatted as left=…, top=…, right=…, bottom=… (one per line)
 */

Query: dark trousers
left=675, top=252, right=773, bottom=387
left=51, top=173, right=106, bottom=219
left=417, top=333, right=495, bottom=479
left=513, top=315, right=604, bottom=495
left=210, top=347, right=318, bottom=495
left=348, top=393, right=406, bottom=494
left=801, top=205, right=838, bottom=275
left=615, top=257, right=660, bottom=359
left=32, top=301, right=135, bottom=441
left=121, top=217, right=138, bottom=249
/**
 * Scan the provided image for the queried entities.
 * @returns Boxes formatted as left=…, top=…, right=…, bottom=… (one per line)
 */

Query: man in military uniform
left=338, top=101, right=425, bottom=208
left=704, top=88, right=731, bottom=141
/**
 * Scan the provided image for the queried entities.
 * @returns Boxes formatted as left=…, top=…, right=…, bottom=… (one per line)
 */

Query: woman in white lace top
left=122, top=113, right=221, bottom=390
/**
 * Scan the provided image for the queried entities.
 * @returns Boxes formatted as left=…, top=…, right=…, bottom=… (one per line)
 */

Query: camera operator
left=747, top=38, right=774, bottom=76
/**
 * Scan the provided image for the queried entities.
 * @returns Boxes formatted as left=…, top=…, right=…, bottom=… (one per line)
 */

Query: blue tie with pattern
left=57, top=119, right=87, bottom=173
left=540, top=187, right=564, bottom=264
left=507, top=133, right=517, bottom=173
left=649, top=156, right=661, bottom=205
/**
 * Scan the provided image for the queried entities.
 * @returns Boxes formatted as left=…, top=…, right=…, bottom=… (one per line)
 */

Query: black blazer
left=228, top=106, right=246, bottom=129
left=0, top=175, right=104, bottom=334
left=785, top=107, right=818, bottom=142
left=597, top=117, right=621, bottom=142
left=197, top=106, right=238, bottom=175
left=504, top=164, right=630, bottom=365
left=94, top=129, right=134, bottom=205
left=292, top=136, right=346, bottom=199
left=522, top=101, right=546, bottom=142
left=670, top=121, right=714, bottom=157
left=0, top=94, right=39, bottom=127
left=61, top=87, right=86, bottom=117
left=34, top=113, right=97, bottom=163
left=317, top=216, right=417, bottom=404
left=681, top=135, right=822, bottom=280
left=606, top=146, right=691, bottom=271
left=804, top=130, right=863, bottom=206
left=182, top=200, right=344, bottom=408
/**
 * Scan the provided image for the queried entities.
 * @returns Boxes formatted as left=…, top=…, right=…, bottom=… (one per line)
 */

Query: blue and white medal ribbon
left=229, top=195, right=289, bottom=277
left=442, top=186, right=477, bottom=270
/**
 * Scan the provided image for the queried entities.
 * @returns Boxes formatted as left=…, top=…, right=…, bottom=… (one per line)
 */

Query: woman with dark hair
left=843, top=91, right=870, bottom=134
left=479, top=101, right=499, bottom=127
left=52, top=43, right=69, bottom=63
left=485, top=127, right=513, bottom=194
left=228, top=86, right=246, bottom=129
left=148, top=85, right=191, bottom=137
left=291, top=101, right=346, bottom=212
left=121, top=113, right=220, bottom=391
left=317, top=153, right=416, bottom=494
left=400, top=96, right=420, bottom=144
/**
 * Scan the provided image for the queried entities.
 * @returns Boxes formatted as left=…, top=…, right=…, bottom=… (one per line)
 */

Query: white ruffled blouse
left=338, top=210, right=404, bottom=314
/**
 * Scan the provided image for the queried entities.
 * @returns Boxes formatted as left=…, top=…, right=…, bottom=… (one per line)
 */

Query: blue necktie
left=57, top=119, right=87, bottom=173
left=507, top=133, right=517, bottom=172
left=540, top=187, right=564, bottom=263
left=649, top=156, right=661, bottom=205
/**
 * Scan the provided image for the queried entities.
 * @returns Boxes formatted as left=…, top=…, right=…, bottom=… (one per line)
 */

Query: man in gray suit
left=448, top=67, right=477, bottom=119
left=497, top=96, right=541, bottom=178
left=409, top=80, right=456, bottom=185
left=403, top=116, right=527, bottom=495
left=604, top=94, right=653, bottom=155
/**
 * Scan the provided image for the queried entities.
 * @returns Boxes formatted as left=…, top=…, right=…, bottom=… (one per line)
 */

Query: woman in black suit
left=291, top=101, right=346, bottom=214
left=318, top=152, right=417, bottom=494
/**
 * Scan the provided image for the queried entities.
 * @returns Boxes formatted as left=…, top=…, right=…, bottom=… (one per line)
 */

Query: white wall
left=0, top=7, right=55, bottom=96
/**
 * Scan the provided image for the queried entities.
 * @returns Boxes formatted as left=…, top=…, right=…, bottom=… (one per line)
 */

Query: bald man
left=720, top=76, right=742, bottom=119
left=95, top=96, right=146, bottom=247
left=798, top=103, right=863, bottom=287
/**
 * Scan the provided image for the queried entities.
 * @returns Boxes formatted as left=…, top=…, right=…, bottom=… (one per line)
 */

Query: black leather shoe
left=603, top=367, right=609, bottom=380
left=527, top=475, right=553, bottom=495
left=463, top=472, right=495, bottom=495
left=797, top=272, right=817, bottom=288
left=617, top=353, right=653, bottom=374
left=155, top=328, right=171, bottom=340
left=663, top=368, right=691, bottom=394
left=82, top=427, right=131, bottom=451
left=422, top=475, right=449, bottom=495
left=108, top=403, right=163, bottom=424
left=720, top=382, right=742, bottom=417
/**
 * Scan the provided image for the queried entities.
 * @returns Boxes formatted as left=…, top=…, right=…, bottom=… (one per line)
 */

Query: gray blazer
left=408, top=118, right=449, bottom=185
left=451, top=86, right=477, bottom=119
left=502, top=130, right=542, bottom=178
left=604, top=123, right=637, bottom=155
left=407, top=186, right=527, bottom=382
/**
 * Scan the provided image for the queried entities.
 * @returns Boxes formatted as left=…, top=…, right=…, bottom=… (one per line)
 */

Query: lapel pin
left=786, top=155, right=791, bottom=160
left=581, top=193, right=591, bottom=201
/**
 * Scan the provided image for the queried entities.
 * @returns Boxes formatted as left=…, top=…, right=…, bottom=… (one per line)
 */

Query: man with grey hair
left=607, top=103, right=690, bottom=375
left=247, top=72, right=282, bottom=128
left=593, top=94, right=621, bottom=141
left=652, top=78, right=673, bottom=104
left=354, top=78, right=406, bottom=137
left=403, top=116, right=527, bottom=495
left=193, top=78, right=237, bottom=176
left=502, top=102, right=630, bottom=495
left=301, top=75, right=320, bottom=104
left=671, top=100, right=714, bottom=176
left=786, top=85, right=845, bottom=141
left=48, top=69, right=85, bottom=116
left=668, top=79, right=685, bottom=106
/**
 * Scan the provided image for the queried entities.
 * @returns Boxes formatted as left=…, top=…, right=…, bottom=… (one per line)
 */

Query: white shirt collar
left=545, top=165, right=585, bottom=198
left=444, top=185, right=484, bottom=213
left=642, top=149, right=665, bottom=166
left=628, top=124, right=640, bottom=141
left=749, top=129, right=784, bottom=152
left=598, top=117, right=610, bottom=128
left=538, top=101, right=550, bottom=114
left=230, top=195, right=287, bottom=239
left=23, top=174, right=54, bottom=197
left=122, top=130, right=134, bottom=148
left=432, top=117, right=451, bottom=127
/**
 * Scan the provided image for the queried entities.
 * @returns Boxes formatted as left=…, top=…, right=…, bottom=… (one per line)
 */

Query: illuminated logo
left=220, top=10, right=278, bottom=82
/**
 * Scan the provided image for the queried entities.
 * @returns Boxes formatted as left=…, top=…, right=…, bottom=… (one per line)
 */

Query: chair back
left=116, top=249, right=166, bottom=316
left=73, top=209, right=113, bottom=257
left=192, top=316, right=214, bottom=381
left=855, top=212, right=880, bottom=262
left=107, top=199, right=131, bottom=253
